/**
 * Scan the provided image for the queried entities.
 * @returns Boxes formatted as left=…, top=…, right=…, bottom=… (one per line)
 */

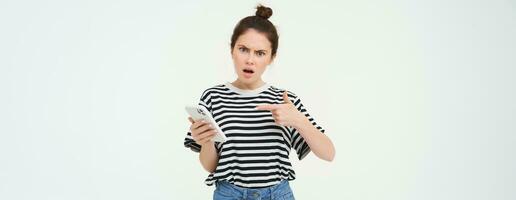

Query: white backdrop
left=1, top=0, right=515, bottom=199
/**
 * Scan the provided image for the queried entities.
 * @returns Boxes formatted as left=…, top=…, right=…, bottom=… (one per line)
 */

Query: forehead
left=235, top=28, right=272, bottom=51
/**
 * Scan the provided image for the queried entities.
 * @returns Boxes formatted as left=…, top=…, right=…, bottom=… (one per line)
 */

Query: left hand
left=255, top=91, right=306, bottom=128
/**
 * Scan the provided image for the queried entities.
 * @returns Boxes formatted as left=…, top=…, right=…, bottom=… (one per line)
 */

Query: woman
left=184, top=5, right=335, bottom=200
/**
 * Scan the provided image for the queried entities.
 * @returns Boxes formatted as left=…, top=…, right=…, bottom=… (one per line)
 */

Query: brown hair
left=230, top=5, right=279, bottom=58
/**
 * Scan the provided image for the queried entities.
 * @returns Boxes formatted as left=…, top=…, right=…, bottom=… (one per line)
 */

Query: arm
left=199, top=141, right=219, bottom=173
left=294, top=117, right=335, bottom=162
left=188, top=117, right=220, bottom=173
left=256, top=91, right=336, bottom=162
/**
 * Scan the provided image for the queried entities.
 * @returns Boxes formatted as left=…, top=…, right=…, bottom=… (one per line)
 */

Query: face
left=231, top=28, right=275, bottom=86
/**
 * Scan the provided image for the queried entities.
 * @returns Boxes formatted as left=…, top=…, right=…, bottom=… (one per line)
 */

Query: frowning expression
left=231, top=28, right=275, bottom=84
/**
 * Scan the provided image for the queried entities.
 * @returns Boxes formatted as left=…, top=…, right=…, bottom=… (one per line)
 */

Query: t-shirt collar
left=225, top=81, right=270, bottom=95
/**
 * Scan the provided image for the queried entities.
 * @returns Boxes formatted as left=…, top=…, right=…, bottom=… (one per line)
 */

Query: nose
left=245, top=53, right=255, bottom=65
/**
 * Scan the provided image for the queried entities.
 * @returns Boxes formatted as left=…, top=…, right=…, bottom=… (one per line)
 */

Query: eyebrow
left=237, top=44, right=268, bottom=53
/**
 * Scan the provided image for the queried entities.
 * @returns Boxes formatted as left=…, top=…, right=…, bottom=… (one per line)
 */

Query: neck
left=231, top=79, right=266, bottom=90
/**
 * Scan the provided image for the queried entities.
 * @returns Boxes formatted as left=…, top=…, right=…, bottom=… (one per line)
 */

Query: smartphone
left=185, top=105, right=227, bottom=143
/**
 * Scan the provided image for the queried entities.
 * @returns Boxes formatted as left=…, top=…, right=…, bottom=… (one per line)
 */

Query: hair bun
left=255, top=5, right=273, bottom=19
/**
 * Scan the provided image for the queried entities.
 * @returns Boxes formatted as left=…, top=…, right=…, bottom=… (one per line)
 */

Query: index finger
left=255, top=104, right=282, bottom=111
left=188, top=117, right=206, bottom=129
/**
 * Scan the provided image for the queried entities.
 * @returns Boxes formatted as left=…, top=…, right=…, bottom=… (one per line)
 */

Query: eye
left=256, top=51, right=266, bottom=57
left=238, top=47, right=248, bottom=53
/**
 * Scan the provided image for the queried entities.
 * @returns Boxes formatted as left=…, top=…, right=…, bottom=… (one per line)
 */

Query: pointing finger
left=255, top=104, right=282, bottom=111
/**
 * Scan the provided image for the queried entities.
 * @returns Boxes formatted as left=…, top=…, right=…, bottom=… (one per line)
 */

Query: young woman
left=184, top=5, right=335, bottom=200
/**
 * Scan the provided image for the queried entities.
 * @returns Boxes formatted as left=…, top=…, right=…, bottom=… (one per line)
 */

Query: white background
left=1, top=0, right=515, bottom=199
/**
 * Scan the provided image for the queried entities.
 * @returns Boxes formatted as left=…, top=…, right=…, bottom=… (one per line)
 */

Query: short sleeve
left=289, top=95, right=326, bottom=160
left=183, top=89, right=223, bottom=153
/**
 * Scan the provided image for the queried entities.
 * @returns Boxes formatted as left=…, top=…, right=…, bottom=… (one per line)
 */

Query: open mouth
left=243, top=69, right=254, bottom=74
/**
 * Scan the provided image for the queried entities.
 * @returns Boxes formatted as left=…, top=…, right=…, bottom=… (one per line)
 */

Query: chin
left=238, top=77, right=253, bottom=83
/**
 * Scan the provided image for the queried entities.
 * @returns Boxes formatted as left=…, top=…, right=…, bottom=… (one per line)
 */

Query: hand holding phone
left=185, top=105, right=227, bottom=143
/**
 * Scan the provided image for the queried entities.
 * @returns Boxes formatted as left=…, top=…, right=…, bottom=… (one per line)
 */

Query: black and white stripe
left=184, top=82, right=325, bottom=188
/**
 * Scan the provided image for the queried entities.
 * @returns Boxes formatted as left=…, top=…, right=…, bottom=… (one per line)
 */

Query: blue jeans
left=213, top=179, right=295, bottom=200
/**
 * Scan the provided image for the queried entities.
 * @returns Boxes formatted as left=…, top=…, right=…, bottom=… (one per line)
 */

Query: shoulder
left=199, top=83, right=230, bottom=97
left=268, top=85, right=301, bottom=103
left=269, top=85, right=297, bottom=96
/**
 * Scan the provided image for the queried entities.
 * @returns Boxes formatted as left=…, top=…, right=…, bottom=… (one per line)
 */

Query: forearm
left=199, top=141, right=219, bottom=173
left=294, top=117, right=335, bottom=161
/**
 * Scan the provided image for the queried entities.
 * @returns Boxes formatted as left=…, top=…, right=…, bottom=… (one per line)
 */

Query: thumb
left=283, top=91, right=292, bottom=104
left=188, top=117, right=195, bottom=124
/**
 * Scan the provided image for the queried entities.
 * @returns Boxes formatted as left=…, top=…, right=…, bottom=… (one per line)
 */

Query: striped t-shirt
left=183, top=82, right=325, bottom=188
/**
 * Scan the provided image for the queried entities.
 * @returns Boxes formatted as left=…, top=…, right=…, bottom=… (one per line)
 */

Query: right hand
left=188, top=117, right=217, bottom=146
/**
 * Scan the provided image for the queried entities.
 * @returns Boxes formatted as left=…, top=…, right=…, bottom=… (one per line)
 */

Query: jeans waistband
left=215, top=179, right=291, bottom=198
